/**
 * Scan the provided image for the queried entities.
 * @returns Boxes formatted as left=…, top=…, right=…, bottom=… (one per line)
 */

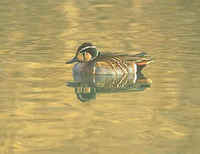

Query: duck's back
left=93, top=52, right=152, bottom=75
left=93, top=56, right=135, bottom=75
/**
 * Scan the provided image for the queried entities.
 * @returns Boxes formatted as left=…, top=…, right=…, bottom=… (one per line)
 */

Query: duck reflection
left=67, top=71, right=151, bottom=102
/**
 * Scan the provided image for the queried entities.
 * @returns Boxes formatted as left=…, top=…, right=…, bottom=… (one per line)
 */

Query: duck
left=66, top=42, right=152, bottom=76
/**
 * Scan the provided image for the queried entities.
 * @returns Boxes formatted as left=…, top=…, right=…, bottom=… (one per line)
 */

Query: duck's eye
left=84, top=52, right=92, bottom=62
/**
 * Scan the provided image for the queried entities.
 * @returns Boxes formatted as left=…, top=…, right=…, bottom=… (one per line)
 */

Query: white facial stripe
left=96, top=50, right=99, bottom=56
left=133, top=64, right=137, bottom=83
left=79, top=46, right=96, bottom=53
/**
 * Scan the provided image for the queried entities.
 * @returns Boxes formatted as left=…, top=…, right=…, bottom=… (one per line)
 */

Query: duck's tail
left=135, top=52, right=153, bottom=71
left=136, top=58, right=153, bottom=66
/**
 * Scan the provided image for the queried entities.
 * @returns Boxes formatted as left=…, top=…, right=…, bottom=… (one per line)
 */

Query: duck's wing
left=124, top=52, right=152, bottom=64
left=98, top=52, right=152, bottom=63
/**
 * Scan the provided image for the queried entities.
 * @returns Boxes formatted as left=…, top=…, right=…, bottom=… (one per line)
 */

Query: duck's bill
left=66, top=57, right=79, bottom=64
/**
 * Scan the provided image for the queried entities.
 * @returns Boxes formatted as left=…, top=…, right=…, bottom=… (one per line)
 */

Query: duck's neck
left=90, top=50, right=101, bottom=61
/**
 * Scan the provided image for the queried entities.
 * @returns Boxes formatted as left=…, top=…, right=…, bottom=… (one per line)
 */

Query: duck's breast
left=73, top=63, right=91, bottom=74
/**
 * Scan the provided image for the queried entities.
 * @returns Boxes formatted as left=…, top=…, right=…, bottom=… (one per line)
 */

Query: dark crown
left=77, top=42, right=99, bottom=57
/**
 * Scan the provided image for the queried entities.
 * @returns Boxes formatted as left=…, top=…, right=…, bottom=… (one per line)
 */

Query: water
left=0, top=0, right=200, bottom=154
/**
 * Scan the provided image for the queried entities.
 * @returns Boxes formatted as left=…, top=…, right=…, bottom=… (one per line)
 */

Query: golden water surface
left=0, top=0, right=200, bottom=154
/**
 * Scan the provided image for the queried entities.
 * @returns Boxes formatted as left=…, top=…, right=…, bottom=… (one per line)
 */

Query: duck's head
left=66, top=42, right=100, bottom=64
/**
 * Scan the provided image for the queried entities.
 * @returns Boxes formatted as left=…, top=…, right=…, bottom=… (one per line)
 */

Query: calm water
left=1, top=0, right=200, bottom=154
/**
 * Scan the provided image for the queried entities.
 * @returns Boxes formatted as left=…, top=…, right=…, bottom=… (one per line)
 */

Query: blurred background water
left=0, top=0, right=200, bottom=154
